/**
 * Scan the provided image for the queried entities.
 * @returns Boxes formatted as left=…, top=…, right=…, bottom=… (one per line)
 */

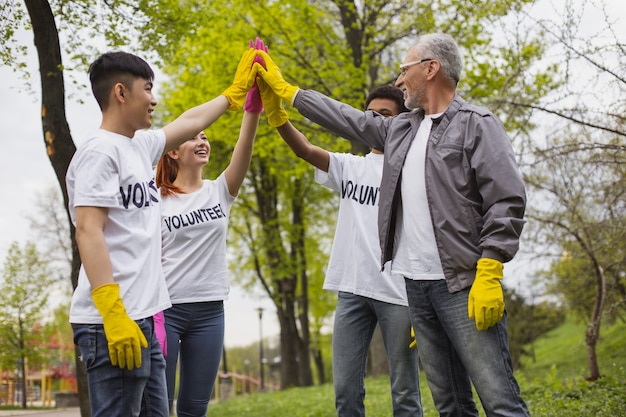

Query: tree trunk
left=253, top=161, right=311, bottom=389
left=278, top=308, right=301, bottom=389
left=20, top=351, right=26, bottom=409
left=22, top=0, right=88, bottom=415
left=292, top=179, right=313, bottom=387
left=585, top=263, right=606, bottom=381
left=311, top=346, right=325, bottom=385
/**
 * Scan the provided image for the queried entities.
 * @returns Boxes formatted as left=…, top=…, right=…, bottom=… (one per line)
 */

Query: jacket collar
left=430, top=94, right=464, bottom=144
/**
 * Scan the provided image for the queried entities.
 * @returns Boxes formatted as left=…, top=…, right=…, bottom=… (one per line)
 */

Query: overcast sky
left=1, top=0, right=623, bottom=348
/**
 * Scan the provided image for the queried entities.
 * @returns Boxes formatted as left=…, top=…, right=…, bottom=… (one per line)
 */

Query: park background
left=0, top=0, right=624, bottom=415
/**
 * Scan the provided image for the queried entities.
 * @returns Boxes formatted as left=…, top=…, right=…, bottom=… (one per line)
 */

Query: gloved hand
left=468, top=258, right=505, bottom=331
left=153, top=311, right=167, bottom=357
left=222, top=47, right=259, bottom=111
left=409, top=326, right=416, bottom=349
left=92, top=283, right=148, bottom=370
left=258, top=78, right=289, bottom=126
left=250, top=41, right=289, bottom=127
left=244, top=37, right=267, bottom=114
left=254, top=50, right=299, bottom=104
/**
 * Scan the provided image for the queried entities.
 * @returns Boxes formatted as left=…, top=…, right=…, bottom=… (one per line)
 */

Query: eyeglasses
left=399, top=58, right=433, bottom=76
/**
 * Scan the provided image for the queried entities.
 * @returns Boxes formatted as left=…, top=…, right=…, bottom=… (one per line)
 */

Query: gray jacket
left=294, top=90, right=526, bottom=292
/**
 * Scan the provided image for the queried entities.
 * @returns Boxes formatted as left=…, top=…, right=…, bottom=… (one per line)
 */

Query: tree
left=502, top=0, right=626, bottom=382
left=0, top=242, right=55, bottom=408
left=1, top=1, right=193, bottom=413
left=153, top=0, right=556, bottom=388
left=523, top=130, right=626, bottom=380
left=501, top=0, right=626, bottom=138
left=27, top=186, right=73, bottom=292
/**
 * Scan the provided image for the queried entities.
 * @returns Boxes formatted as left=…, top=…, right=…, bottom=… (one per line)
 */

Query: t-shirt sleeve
left=315, top=152, right=344, bottom=192
left=72, top=149, right=121, bottom=208
left=134, top=129, right=166, bottom=167
left=216, top=173, right=236, bottom=205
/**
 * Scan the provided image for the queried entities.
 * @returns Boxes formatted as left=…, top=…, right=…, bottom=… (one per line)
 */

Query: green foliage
left=150, top=0, right=561, bottom=386
left=0, top=0, right=27, bottom=67
left=0, top=241, right=55, bottom=369
left=522, top=367, right=626, bottom=417
left=505, top=287, right=567, bottom=369
left=520, top=316, right=626, bottom=381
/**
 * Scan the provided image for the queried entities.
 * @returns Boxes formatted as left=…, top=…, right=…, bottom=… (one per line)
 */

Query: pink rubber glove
left=244, top=37, right=268, bottom=114
left=153, top=311, right=167, bottom=357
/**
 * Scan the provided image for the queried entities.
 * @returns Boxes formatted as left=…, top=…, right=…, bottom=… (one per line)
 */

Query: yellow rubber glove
left=258, top=77, right=289, bottom=127
left=222, top=48, right=259, bottom=111
left=409, top=326, right=416, bottom=349
left=468, top=258, right=505, bottom=331
left=255, top=50, right=299, bottom=104
left=92, top=283, right=148, bottom=370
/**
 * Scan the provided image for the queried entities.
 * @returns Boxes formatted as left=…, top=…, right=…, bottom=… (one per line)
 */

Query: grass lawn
left=206, top=317, right=626, bottom=416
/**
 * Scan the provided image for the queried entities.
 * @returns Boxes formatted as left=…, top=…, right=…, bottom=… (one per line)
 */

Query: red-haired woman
left=155, top=85, right=261, bottom=417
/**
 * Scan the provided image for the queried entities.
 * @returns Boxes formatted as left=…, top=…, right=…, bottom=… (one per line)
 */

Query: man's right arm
left=75, top=205, right=148, bottom=370
left=254, top=51, right=387, bottom=151
left=276, top=121, right=330, bottom=172
left=293, top=90, right=387, bottom=151
left=75, top=206, right=113, bottom=289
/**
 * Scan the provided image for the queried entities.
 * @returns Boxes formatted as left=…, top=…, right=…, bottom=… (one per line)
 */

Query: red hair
left=156, top=154, right=185, bottom=197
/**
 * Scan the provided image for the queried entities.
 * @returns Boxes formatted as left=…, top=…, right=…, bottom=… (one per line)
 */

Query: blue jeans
left=332, top=292, right=422, bottom=417
left=73, top=318, right=168, bottom=417
left=405, top=279, right=530, bottom=417
left=164, top=301, right=224, bottom=417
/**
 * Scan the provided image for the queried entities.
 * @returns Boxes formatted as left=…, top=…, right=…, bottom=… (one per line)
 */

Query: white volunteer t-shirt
left=160, top=174, right=235, bottom=303
left=67, top=128, right=171, bottom=323
left=316, top=152, right=408, bottom=306
left=392, top=113, right=446, bottom=281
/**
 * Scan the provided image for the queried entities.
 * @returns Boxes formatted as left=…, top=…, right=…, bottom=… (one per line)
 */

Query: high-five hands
left=247, top=38, right=291, bottom=127
left=468, top=258, right=505, bottom=330
left=222, top=47, right=260, bottom=111
left=244, top=37, right=267, bottom=114
left=225, top=38, right=298, bottom=125
left=253, top=50, right=299, bottom=106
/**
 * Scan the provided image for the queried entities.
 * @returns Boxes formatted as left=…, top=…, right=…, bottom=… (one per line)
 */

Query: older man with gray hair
left=255, top=33, right=531, bottom=417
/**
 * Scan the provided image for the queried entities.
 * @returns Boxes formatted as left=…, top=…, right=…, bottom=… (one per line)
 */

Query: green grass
left=1, top=318, right=622, bottom=415
left=206, top=373, right=439, bottom=417
left=207, top=317, right=626, bottom=417
left=520, top=317, right=626, bottom=381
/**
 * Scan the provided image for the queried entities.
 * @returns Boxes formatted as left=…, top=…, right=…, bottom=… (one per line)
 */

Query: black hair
left=364, top=85, right=409, bottom=113
left=88, top=51, right=154, bottom=110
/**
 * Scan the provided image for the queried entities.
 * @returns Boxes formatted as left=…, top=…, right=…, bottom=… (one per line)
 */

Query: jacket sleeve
left=469, top=112, right=527, bottom=263
left=293, top=89, right=387, bottom=151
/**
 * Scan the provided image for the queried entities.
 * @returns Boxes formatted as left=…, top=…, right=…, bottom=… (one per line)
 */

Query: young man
left=267, top=85, right=421, bottom=416
left=66, top=47, right=257, bottom=417
left=255, top=33, right=530, bottom=417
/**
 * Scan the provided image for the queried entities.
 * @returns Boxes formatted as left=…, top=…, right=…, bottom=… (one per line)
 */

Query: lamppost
left=257, top=307, right=265, bottom=391
left=243, top=359, right=250, bottom=393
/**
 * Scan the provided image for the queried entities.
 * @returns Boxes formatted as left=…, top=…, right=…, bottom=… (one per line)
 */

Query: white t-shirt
left=315, top=152, right=408, bottom=306
left=160, top=174, right=235, bottom=303
left=392, top=113, right=445, bottom=280
left=66, top=128, right=171, bottom=323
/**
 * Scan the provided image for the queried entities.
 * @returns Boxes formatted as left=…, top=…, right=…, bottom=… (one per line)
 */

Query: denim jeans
left=332, top=292, right=422, bottom=417
left=73, top=318, right=168, bottom=417
left=405, top=279, right=530, bottom=417
left=164, top=301, right=224, bottom=417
